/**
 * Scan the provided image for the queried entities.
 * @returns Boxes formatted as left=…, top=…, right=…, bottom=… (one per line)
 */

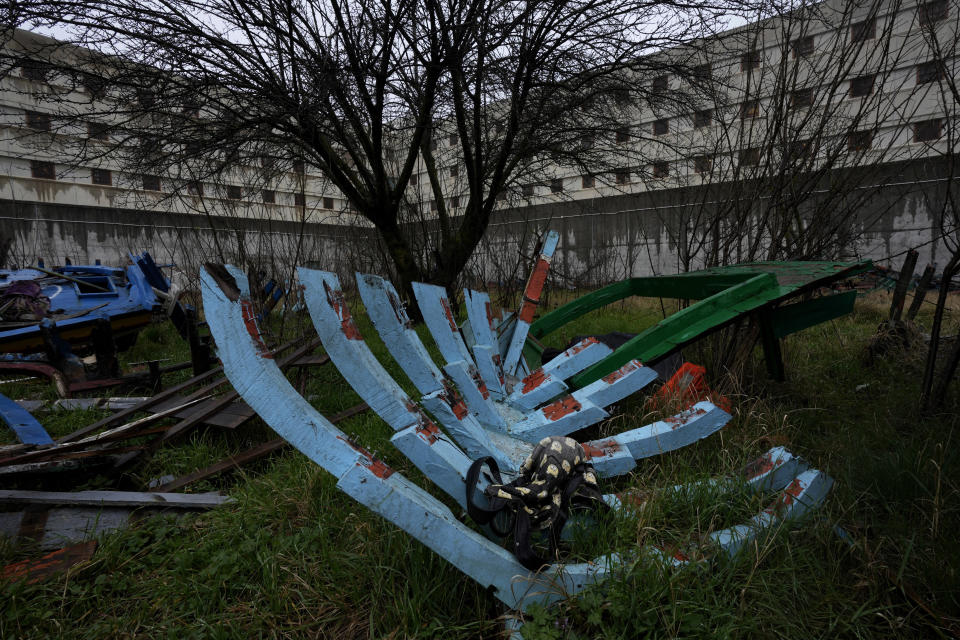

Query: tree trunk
left=921, top=253, right=960, bottom=412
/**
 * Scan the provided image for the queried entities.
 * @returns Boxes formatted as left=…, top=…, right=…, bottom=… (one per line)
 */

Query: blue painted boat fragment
left=0, top=392, right=54, bottom=445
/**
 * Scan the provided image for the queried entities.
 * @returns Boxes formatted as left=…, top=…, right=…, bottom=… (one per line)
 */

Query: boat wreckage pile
left=201, top=229, right=835, bottom=616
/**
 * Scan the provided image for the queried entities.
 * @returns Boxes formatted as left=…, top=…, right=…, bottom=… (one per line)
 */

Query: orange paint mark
left=521, top=369, right=547, bottom=393
left=518, top=258, right=550, bottom=323
left=542, top=396, right=581, bottom=421
left=337, top=435, right=395, bottom=479
left=743, top=453, right=776, bottom=480
left=568, top=336, right=599, bottom=355
left=484, top=301, right=495, bottom=328
left=324, top=283, right=362, bottom=340
left=765, top=478, right=804, bottom=515
left=416, top=419, right=440, bottom=444
left=440, top=298, right=458, bottom=332
left=241, top=300, right=274, bottom=358
left=602, top=361, right=638, bottom=383
left=469, top=367, right=490, bottom=399
left=582, top=439, right=619, bottom=458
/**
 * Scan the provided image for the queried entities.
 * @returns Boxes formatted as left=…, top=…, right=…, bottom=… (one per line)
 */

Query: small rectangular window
left=31, top=160, right=55, bottom=180
left=790, top=139, right=812, bottom=160
left=182, top=101, right=200, bottom=118
left=580, top=134, right=595, bottom=150
left=450, top=196, right=460, bottom=208
left=187, top=181, right=204, bottom=196
left=293, top=160, right=305, bottom=173
left=792, top=36, right=814, bottom=58
left=26, top=110, right=51, bottom=131
left=791, top=88, right=813, bottom=108
left=652, top=75, right=669, bottom=92
left=652, top=161, right=669, bottom=178
left=262, top=189, right=276, bottom=204
left=740, top=100, right=760, bottom=119
left=88, top=122, right=109, bottom=141
left=694, top=156, right=713, bottom=174
left=740, top=50, right=761, bottom=71
left=21, top=61, right=50, bottom=82
left=581, top=174, right=595, bottom=189
left=851, top=18, right=876, bottom=42
left=410, top=173, right=418, bottom=185
left=692, top=64, right=712, bottom=81
left=612, top=88, right=631, bottom=104
left=653, top=119, right=669, bottom=136
left=615, top=169, right=631, bottom=185
left=91, top=168, right=112, bottom=186
left=430, top=138, right=439, bottom=151
left=919, top=0, right=948, bottom=26
left=850, top=74, right=875, bottom=97
left=495, top=190, right=507, bottom=201
left=137, top=88, right=156, bottom=108
left=227, top=185, right=242, bottom=199
left=449, top=165, right=459, bottom=177
left=323, top=196, right=334, bottom=209
left=448, top=133, right=458, bottom=146
left=616, top=126, right=631, bottom=143
left=913, top=118, right=942, bottom=142
left=847, top=130, right=873, bottom=151
left=550, top=178, right=564, bottom=193
left=81, top=72, right=107, bottom=98
left=522, top=184, right=535, bottom=197
left=739, top=148, right=760, bottom=167
left=294, top=193, right=306, bottom=206
left=916, top=60, right=942, bottom=84
left=142, top=175, right=161, bottom=191
left=693, top=110, right=712, bottom=128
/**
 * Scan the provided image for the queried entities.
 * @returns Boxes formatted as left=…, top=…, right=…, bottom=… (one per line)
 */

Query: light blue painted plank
left=502, top=231, right=560, bottom=376
left=0, top=392, right=53, bottom=445
left=506, top=370, right=568, bottom=412
left=420, top=390, right=517, bottom=472
left=356, top=274, right=444, bottom=395
left=571, top=360, right=658, bottom=410
left=463, top=290, right=505, bottom=396
left=411, top=282, right=475, bottom=366
left=608, top=401, right=730, bottom=459
left=442, top=360, right=507, bottom=429
left=540, top=338, right=612, bottom=381
left=507, top=397, right=608, bottom=443
left=472, top=344, right=506, bottom=400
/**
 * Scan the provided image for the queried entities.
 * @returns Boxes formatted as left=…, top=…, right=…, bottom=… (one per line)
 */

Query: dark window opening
left=615, top=169, right=631, bottom=185
left=21, top=61, right=50, bottom=82
left=294, top=193, right=306, bottom=207
left=450, top=196, right=460, bottom=208
left=850, top=74, right=876, bottom=97
left=495, top=190, right=507, bottom=201
left=26, top=110, right=51, bottom=131
left=652, top=161, right=669, bottom=178
left=187, top=181, right=204, bottom=196
left=81, top=72, right=107, bottom=98
left=293, top=160, right=305, bottom=173
left=137, top=88, right=156, bottom=109
left=616, top=126, right=631, bottom=143
left=410, top=173, right=418, bottom=185
left=91, top=168, right=112, bottom=186
left=913, top=118, right=942, bottom=142
left=323, top=196, right=334, bottom=209
left=449, top=165, right=459, bottom=177
left=792, top=36, right=814, bottom=58
left=88, top=121, right=109, bottom=141
left=790, top=139, right=812, bottom=160
left=740, top=100, right=760, bottom=119
left=227, top=185, right=242, bottom=199
left=262, top=189, right=276, bottom=204
left=522, top=184, right=535, bottom=197
left=851, top=18, right=876, bottom=42
left=653, top=119, right=669, bottom=135
left=550, top=178, right=564, bottom=193
left=582, top=174, right=595, bottom=189
left=448, top=133, right=458, bottom=147
left=741, top=50, right=761, bottom=71
left=920, top=1, right=948, bottom=26
left=694, top=156, right=713, bottom=174
left=182, top=101, right=200, bottom=117
left=652, top=75, right=669, bottom=92
left=791, top=88, right=813, bottom=108
left=581, top=134, right=595, bottom=150
left=917, top=60, right=942, bottom=84
left=612, top=88, right=631, bottom=104
left=31, top=161, right=55, bottom=180
left=693, top=109, right=712, bottom=128
left=142, top=175, right=161, bottom=191
left=692, top=64, right=712, bottom=81
left=847, top=130, right=874, bottom=151
left=739, top=148, right=760, bottom=166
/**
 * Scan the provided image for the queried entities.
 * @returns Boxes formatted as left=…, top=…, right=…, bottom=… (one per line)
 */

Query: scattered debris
left=0, top=392, right=53, bottom=445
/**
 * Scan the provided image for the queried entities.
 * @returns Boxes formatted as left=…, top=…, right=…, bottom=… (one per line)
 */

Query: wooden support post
left=906, top=263, right=935, bottom=321
left=186, top=307, right=212, bottom=376
left=91, top=318, right=119, bottom=379
left=889, top=249, right=918, bottom=324
left=758, top=309, right=785, bottom=382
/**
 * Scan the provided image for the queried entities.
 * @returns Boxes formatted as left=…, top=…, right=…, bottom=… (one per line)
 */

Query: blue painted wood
left=411, top=282, right=475, bottom=366
left=570, top=360, right=658, bottom=409
left=463, top=289, right=505, bottom=396
left=609, top=401, right=730, bottom=459
left=502, top=231, right=560, bottom=376
left=507, top=397, right=608, bottom=443
left=507, top=371, right=568, bottom=412
left=442, top=360, right=506, bottom=429
left=356, top=274, right=444, bottom=395
left=0, top=392, right=54, bottom=445
left=540, top=338, right=612, bottom=380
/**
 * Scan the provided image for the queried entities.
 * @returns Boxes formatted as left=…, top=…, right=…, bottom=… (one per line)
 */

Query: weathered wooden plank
left=356, top=274, right=444, bottom=395
left=1, top=541, right=97, bottom=582
left=0, top=392, right=54, bottom=445
left=0, top=490, right=233, bottom=508
left=606, top=401, right=730, bottom=460
left=442, top=360, right=506, bottom=429
left=411, top=281, right=475, bottom=366
left=463, top=289, right=505, bottom=396
left=502, top=231, right=560, bottom=377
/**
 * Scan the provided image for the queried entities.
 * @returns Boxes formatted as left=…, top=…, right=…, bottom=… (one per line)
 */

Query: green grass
left=1, top=292, right=959, bottom=639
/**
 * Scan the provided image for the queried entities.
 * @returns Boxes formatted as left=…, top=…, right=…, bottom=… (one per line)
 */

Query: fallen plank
left=0, top=392, right=54, bottom=445
left=16, top=397, right=151, bottom=413
left=149, top=395, right=255, bottom=429
left=0, top=489, right=234, bottom=509
left=1, top=541, right=98, bottom=582
left=151, top=401, right=369, bottom=492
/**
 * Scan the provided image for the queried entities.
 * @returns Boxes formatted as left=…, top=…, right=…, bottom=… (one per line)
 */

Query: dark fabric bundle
left=466, top=435, right=608, bottom=570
